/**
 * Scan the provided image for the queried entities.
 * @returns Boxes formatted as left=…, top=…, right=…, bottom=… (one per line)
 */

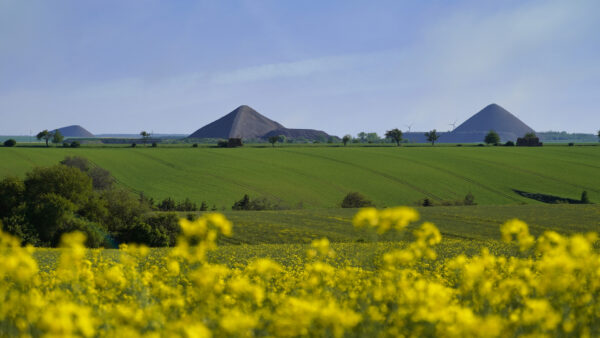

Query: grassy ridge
left=0, top=146, right=598, bottom=208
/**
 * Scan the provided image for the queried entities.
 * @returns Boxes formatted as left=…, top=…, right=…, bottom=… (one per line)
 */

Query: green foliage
left=463, top=192, right=476, bottom=205
left=70, top=141, right=81, bottom=148
left=385, top=128, right=403, bottom=146
left=268, top=135, right=283, bottom=147
left=425, top=129, right=440, bottom=145
left=341, top=192, right=373, bottom=208
left=36, top=130, right=52, bottom=147
left=342, top=135, right=351, bottom=146
left=581, top=190, right=590, bottom=204
left=3, top=139, right=16, bottom=147
left=484, top=130, right=500, bottom=145
left=232, top=194, right=286, bottom=210
left=504, top=141, right=515, bottom=146
left=140, top=131, right=150, bottom=146
left=152, top=142, right=157, bottom=148
left=51, top=131, right=64, bottom=144
left=24, top=165, right=93, bottom=204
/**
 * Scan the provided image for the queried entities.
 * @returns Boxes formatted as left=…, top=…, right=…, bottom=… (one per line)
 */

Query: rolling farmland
left=1, top=145, right=598, bottom=208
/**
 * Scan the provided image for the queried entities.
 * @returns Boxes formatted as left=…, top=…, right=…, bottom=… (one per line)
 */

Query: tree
left=52, top=130, right=64, bottom=145
left=140, top=131, right=150, bottom=146
left=581, top=191, right=590, bottom=204
left=425, top=129, right=440, bottom=146
left=268, top=135, right=283, bottom=147
left=484, top=130, right=500, bottom=145
left=341, top=192, right=373, bottom=208
left=3, top=139, right=16, bottom=147
left=342, top=135, right=352, bottom=146
left=357, top=132, right=367, bottom=143
left=366, top=133, right=381, bottom=143
left=597, top=130, right=600, bottom=142
left=36, top=130, right=52, bottom=147
left=385, top=128, right=403, bottom=146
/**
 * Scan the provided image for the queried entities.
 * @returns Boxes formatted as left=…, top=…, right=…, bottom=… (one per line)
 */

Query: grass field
left=206, top=203, right=600, bottom=245
left=1, top=145, right=598, bottom=208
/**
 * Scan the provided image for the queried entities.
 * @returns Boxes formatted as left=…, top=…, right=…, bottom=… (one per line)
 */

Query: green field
left=1, top=146, right=598, bottom=208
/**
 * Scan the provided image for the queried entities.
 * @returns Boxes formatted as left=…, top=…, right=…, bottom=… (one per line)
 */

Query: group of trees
left=36, top=130, right=64, bottom=147
left=155, top=197, right=215, bottom=212
left=340, top=129, right=441, bottom=146
left=0, top=156, right=180, bottom=247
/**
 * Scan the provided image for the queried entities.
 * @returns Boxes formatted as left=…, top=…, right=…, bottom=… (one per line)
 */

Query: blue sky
left=1, top=0, right=599, bottom=136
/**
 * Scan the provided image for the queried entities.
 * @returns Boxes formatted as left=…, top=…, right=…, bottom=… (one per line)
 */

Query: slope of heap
left=443, top=103, right=535, bottom=143
left=188, top=105, right=330, bottom=140
left=53, top=125, right=94, bottom=138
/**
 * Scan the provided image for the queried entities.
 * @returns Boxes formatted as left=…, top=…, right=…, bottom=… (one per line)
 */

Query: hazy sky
left=1, top=0, right=599, bottom=136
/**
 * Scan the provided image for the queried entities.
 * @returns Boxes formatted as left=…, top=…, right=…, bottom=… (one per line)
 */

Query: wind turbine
left=448, top=120, right=457, bottom=132
left=404, top=123, right=413, bottom=143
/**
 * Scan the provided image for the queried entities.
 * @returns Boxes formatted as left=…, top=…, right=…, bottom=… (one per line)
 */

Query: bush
left=504, top=141, right=515, bottom=146
left=192, top=143, right=198, bottom=148
left=131, top=143, right=136, bottom=148
left=464, top=192, right=476, bottom=206
left=232, top=194, right=286, bottom=210
left=152, top=142, right=157, bottom=148
left=3, top=139, right=16, bottom=147
left=422, top=198, right=433, bottom=207
left=62, top=142, right=70, bottom=148
left=581, top=191, right=590, bottom=204
left=341, top=192, right=373, bottom=208
left=568, top=142, right=575, bottom=147
left=157, top=197, right=176, bottom=211
left=70, top=141, right=81, bottom=148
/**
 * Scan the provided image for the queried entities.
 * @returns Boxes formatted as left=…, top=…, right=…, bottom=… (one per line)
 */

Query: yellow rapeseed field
left=1, top=208, right=599, bottom=337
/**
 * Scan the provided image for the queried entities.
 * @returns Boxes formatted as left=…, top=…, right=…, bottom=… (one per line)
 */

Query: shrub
left=70, top=141, right=81, bottom=148
left=157, top=197, right=176, bottom=211
left=152, top=142, right=157, bottom=148
left=3, top=139, right=16, bottom=147
left=484, top=130, right=500, bottom=145
left=60, top=156, right=91, bottom=172
left=62, top=142, right=70, bottom=148
left=341, top=192, right=373, bottom=208
left=477, top=143, right=485, bottom=147
left=504, top=141, right=515, bottom=146
left=192, top=143, right=198, bottom=148
left=422, top=198, right=433, bottom=207
left=568, top=142, right=575, bottom=147
left=463, top=192, right=476, bottom=206
left=581, top=191, right=590, bottom=204
left=131, top=143, right=137, bottom=148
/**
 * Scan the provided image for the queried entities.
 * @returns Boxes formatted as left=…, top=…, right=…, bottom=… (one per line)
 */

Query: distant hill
left=443, top=104, right=534, bottom=143
left=53, top=125, right=94, bottom=138
left=189, top=105, right=284, bottom=139
left=188, top=105, right=330, bottom=140
left=263, top=128, right=330, bottom=140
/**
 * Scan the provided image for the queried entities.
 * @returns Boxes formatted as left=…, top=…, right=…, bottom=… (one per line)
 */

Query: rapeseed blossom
left=0, top=208, right=599, bottom=336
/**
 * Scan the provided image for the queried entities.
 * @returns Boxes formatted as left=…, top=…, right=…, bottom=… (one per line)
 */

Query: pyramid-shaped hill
left=53, top=125, right=94, bottom=138
left=189, top=105, right=284, bottom=139
left=188, top=105, right=331, bottom=140
left=443, top=104, right=535, bottom=143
